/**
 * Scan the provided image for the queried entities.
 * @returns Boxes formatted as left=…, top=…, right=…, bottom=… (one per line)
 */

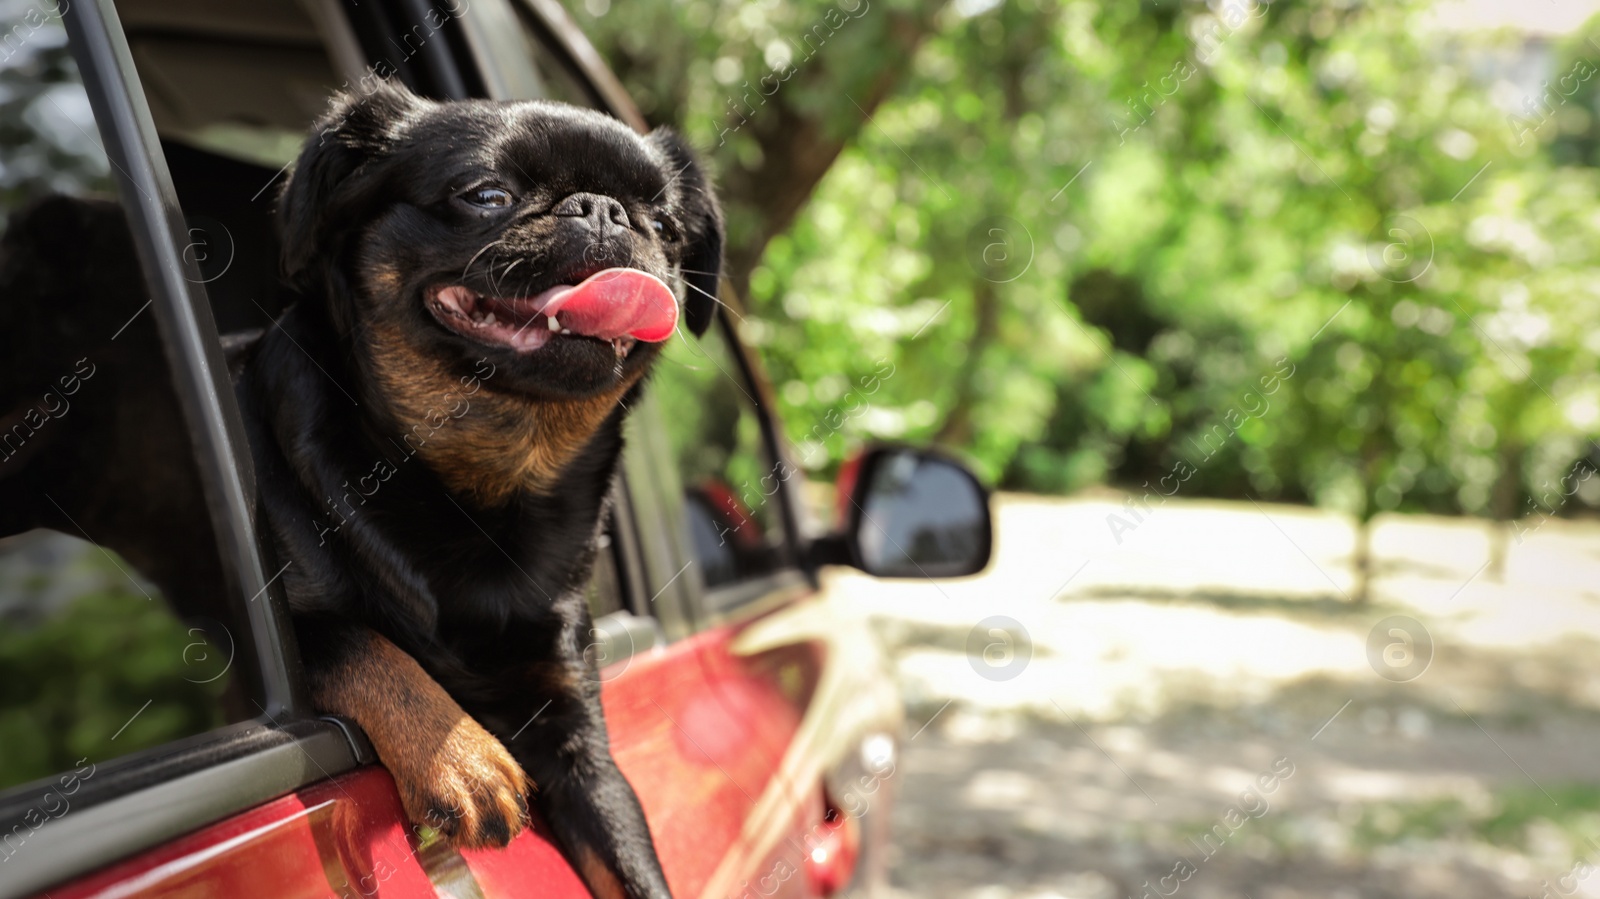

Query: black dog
left=236, top=82, right=722, bottom=898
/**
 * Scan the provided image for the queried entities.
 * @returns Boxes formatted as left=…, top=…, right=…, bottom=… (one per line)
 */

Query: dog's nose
left=553, top=192, right=629, bottom=233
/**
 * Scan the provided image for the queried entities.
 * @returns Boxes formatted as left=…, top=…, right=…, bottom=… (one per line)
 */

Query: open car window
left=651, top=317, right=796, bottom=608
left=0, top=4, right=256, bottom=800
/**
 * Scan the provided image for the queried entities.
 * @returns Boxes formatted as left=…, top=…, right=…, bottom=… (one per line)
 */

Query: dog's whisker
left=672, top=272, right=743, bottom=321
left=667, top=318, right=690, bottom=348
left=504, top=272, right=551, bottom=341
left=513, top=269, right=544, bottom=300
left=494, top=258, right=524, bottom=295
left=657, top=324, right=708, bottom=371
left=659, top=355, right=708, bottom=371
left=508, top=309, right=541, bottom=340
left=484, top=252, right=506, bottom=293
left=460, top=239, right=505, bottom=283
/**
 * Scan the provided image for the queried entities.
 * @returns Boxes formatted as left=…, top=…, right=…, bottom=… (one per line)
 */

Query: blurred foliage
left=0, top=544, right=230, bottom=791
left=0, top=6, right=110, bottom=210
left=578, top=0, right=1600, bottom=520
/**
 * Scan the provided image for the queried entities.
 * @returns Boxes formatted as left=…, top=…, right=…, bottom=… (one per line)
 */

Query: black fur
left=242, top=82, right=724, bottom=898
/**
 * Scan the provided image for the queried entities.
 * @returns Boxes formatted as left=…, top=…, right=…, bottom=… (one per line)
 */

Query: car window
left=504, top=1, right=608, bottom=108
left=584, top=526, right=626, bottom=620
left=0, top=7, right=255, bottom=798
left=121, top=0, right=349, bottom=169
left=113, top=0, right=355, bottom=335
left=652, top=319, right=792, bottom=601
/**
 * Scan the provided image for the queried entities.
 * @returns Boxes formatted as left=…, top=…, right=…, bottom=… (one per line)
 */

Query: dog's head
left=276, top=82, right=722, bottom=402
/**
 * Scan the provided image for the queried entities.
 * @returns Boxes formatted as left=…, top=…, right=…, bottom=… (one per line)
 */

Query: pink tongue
left=539, top=268, right=678, bottom=342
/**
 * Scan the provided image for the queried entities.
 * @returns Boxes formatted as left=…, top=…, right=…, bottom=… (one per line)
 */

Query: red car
left=0, top=1, right=991, bottom=897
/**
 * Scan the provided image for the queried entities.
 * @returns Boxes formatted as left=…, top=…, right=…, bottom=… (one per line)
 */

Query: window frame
left=622, top=309, right=815, bottom=635
left=683, top=312, right=814, bottom=625
left=0, top=0, right=406, bottom=893
left=63, top=0, right=302, bottom=719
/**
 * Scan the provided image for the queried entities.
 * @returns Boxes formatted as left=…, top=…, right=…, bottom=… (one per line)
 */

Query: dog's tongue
left=540, top=268, right=677, bottom=343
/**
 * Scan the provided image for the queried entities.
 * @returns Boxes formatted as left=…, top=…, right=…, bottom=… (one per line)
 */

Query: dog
left=233, top=82, right=724, bottom=898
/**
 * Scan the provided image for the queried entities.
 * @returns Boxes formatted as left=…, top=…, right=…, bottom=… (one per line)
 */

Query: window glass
left=123, top=0, right=349, bottom=335
left=652, top=320, right=790, bottom=598
left=509, top=4, right=602, bottom=108
left=121, top=0, right=343, bottom=169
left=0, top=6, right=251, bottom=798
left=584, top=528, right=625, bottom=620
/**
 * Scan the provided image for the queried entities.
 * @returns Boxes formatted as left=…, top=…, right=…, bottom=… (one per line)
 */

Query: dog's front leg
left=296, top=620, right=532, bottom=848
left=492, top=681, right=673, bottom=899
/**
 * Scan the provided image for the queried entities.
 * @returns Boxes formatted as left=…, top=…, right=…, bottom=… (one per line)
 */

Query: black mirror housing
left=810, top=445, right=994, bottom=579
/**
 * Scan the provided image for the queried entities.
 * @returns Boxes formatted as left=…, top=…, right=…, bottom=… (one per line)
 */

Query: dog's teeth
left=481, top=312, right=496, bottom=326
left=548, top=316, right=561, bottom=332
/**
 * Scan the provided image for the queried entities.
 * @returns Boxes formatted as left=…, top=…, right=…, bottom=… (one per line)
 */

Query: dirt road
left=823, top=493, right=1600, bottom=899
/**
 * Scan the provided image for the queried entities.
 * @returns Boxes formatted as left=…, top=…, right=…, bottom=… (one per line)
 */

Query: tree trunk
left=717, top=5, right=951, bottom=302
left=935, top=278, right=999, bottom=445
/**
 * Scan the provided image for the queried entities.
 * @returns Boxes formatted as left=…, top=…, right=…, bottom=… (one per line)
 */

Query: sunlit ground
left=823, top=493, right=1600, bottom=898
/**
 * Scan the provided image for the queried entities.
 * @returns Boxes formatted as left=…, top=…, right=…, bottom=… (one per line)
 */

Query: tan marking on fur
left=526, top=658, right=588, bottom=698
left=311, top=629, right=530, bottom=849
left=366, top=319, right=640, bottom=505
left=366, top=265, right=403, bottom=297
left=575, top=845, right=629, bottom=899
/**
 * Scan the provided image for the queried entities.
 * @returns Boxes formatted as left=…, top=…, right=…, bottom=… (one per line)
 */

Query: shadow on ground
left=824, top=493, right=1600, bottom=899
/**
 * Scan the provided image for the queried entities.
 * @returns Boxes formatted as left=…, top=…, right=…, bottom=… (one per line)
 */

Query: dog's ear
left=278, top=81, right=426, bottom=293
left=647, top=128, right=723, bottom=337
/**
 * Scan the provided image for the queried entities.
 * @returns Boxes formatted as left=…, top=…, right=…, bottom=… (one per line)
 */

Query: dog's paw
left=308, top=630, right=532, bottom=850
left=391, top=716, right=531, bottom=849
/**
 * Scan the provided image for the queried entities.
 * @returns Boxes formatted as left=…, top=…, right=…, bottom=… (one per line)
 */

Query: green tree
left=581, top=1, right=1600, bottom=520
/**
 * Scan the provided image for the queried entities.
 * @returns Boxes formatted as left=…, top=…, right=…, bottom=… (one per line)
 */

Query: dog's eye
left=651, top=219, right=666, bottom=233
left=462, top=187, right=513, bottom=209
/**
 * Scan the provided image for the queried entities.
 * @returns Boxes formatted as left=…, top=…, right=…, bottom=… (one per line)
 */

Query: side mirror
left=810, top=446, right=993, bottom=578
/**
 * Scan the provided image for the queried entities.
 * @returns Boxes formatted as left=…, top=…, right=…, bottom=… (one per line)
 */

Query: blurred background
left=5, top=0, right=1600, bottom=896
left=588, top=2, right=1600, bottom=893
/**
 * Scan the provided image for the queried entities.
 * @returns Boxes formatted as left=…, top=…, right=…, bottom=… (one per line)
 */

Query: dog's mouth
left=426, top=268, right=678, bottom=357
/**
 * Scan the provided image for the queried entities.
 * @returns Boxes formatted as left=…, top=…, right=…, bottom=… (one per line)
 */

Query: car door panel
left=41, top=768, right=430, bottom=899
left=33, top=613, right=839, bottom=899
left=682, top=595, right=901, bottom=899
left=600, top=615, right=817, bottom=897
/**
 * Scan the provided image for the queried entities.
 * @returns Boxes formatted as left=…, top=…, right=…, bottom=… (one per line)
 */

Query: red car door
left=38, top=589, right=897, bottom=899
